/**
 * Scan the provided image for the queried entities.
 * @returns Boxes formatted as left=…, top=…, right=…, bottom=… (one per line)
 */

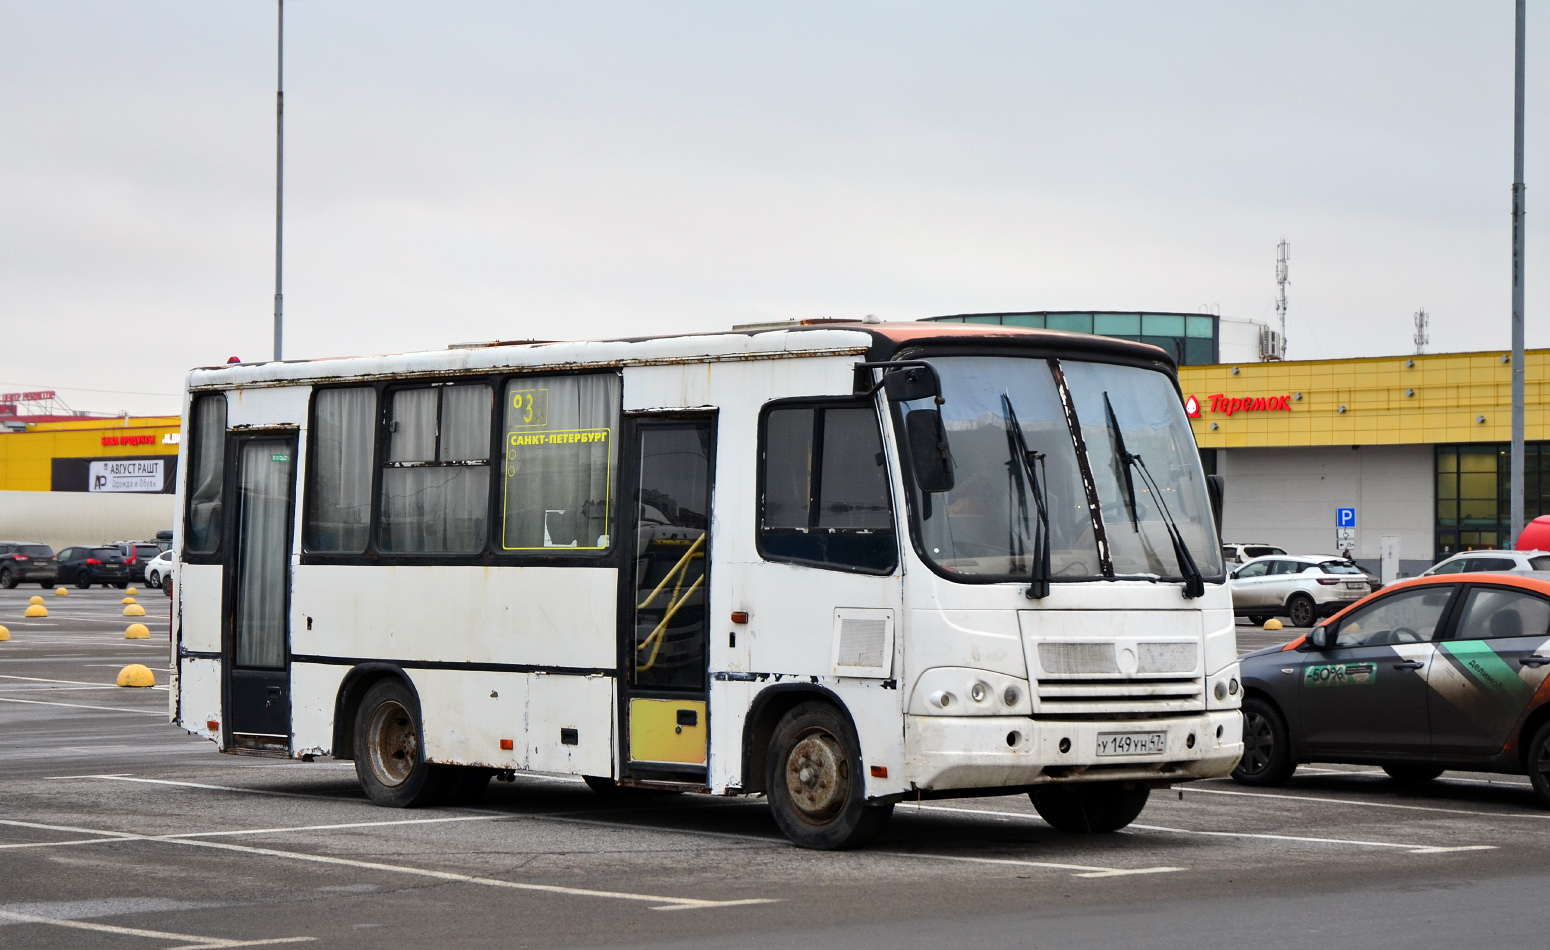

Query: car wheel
left=75, top=571, right=92, bottom=589
left=1382, top=764, right=1445, bottom=783
left=353, top=679, right=453, bottom=808
left=766, top=701, right=892, bottom=850
left=1029, top=782, right=1149, bottom=832
left=0, top=568, right=14, bottom=589
left=146, top=571, right=161, bottom=589
left=1526, top=720, right=1550, bottom=808
left=1233, top=696, right=1296, bottom=786
left=1286, top=594, right=1316, bottom=628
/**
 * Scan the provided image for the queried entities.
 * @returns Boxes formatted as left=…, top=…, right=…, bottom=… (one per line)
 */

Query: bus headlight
left=910, top=668, right=1032, bottom=716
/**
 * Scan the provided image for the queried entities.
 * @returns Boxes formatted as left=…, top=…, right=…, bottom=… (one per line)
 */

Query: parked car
left=55, top=545, right=131, bottom=588
left=154, top=529, right=173, bottom=553
left=108, top=541, right=164, bottom=583
left=1422, top=549, right=1550, bottom=576
left=1233, top=572, right=1550, bottom=807
left=1230, top=555, right=1372, bottom=628
left=145, top=549, right=176, bottom=590
left=1222, top=542, right=1288, bottom=565
left=0, top=542, right=58, bottom=588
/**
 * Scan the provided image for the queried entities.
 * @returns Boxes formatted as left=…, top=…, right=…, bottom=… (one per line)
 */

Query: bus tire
left=765, top=701, right=891, bottom=850
left=352, top=679, right=452, bottom=808
left=1029, top=782, right=1149, bottom=832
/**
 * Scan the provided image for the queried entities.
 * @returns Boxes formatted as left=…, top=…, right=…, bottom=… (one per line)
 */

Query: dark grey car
left=1234, top=574, right=1550, bottom=807
left=0, top=542, right=58, bottom=588
left=56, top=545, right=131, bottom=589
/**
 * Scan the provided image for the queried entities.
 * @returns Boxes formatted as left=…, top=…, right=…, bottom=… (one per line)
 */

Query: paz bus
left=169, top=319, right=1242, bottom=849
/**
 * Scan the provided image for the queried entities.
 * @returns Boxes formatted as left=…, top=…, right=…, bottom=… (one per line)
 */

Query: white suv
left=1422, top=549, right=1550, bottom=576
left=1222, top=542, right=1287, bottom=565
left=145, top=549, right=176, bottom=590
left=1230, top=555, right=1371, bottom=628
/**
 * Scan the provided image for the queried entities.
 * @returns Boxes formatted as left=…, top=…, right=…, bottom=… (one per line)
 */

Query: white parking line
left=0, top=909, right=314, bottom=948
left=0, top=697, right=165, bottom=715
left=905, top=802, right=1493, bottom=855
left=1130, top=822, right=1494, bottom=854
left=1181, top=784, right=1550, bottom=819
left=78, top=775, right=1183, bottom=879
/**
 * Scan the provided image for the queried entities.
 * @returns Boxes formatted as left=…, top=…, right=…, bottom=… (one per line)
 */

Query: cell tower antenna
left=1413, top=307, right=1430, bottom=355
left=1274, top=239, right=1289, bottom=359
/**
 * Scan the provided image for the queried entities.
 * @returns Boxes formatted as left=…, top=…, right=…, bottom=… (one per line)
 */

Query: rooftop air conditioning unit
left=1259, top=326, right=1284, bottom=361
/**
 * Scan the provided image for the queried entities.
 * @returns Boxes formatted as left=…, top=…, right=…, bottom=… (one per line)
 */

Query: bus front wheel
left=766, top=701, right=892, bottom=850
left=1029, top=782, right=1149, bottom=832
left=353, top=679, right=451, bottom=808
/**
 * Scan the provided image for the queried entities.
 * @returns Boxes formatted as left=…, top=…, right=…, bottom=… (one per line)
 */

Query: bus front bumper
left=902, top=711, right=1243, bottom=792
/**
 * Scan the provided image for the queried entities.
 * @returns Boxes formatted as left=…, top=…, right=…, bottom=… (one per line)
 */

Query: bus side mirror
left=1206, top=474, right=1225, bottom=537
left=1309, top=625, right=1336, bottom=649
left=884, top=367, right=941, bottom=403
left=905, top=409, right=955, bottom=493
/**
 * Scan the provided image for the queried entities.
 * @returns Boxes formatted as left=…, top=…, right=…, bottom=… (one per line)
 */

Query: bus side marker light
left=730, top=611, right=749, bottom=624
left=123, top=604, right=146, bottom=617
left=24, top=604, right=47, bottom=617
left=116, top=664, right=154, bottom=688
left=206, top=720, right=219, bottom=731
left=870, top=766, right=887, bottom=778
left=28, top=595, right=43, bottom=606
left=500, top=739, right=514, bottom=751
left=0, top=625, right=9, bottom=641
left=124, top=623, right=150, bottom=639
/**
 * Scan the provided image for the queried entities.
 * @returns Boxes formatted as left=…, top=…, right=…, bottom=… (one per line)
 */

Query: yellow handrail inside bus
left=636, top=533, right=704, bottom=610
left=636, top=573, right=705, bottom=672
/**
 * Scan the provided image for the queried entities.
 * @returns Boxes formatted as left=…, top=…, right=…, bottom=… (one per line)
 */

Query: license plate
left=1096, top=731, right=1167, bottom=756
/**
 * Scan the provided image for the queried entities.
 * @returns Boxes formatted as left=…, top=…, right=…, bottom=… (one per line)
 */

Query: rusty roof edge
left=185, top=338, right=874, bottom=392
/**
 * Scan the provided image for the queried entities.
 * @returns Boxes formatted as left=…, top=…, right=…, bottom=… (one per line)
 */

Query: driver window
left=1333, top=587, right=1454, bottom=648
left=1237, top=561, right=1270, bottom=578
left=1451, top=587, right=1550, bottom=641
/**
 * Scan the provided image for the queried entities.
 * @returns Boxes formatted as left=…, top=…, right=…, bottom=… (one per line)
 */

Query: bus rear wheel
left=353, top=679, right=451, bottom=808
left=1029, top=782, right=1149, bottom=832
left=766, top=701, right=891, bottom=850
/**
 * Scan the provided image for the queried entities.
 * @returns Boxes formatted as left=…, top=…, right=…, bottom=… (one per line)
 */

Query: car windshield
left=1319, top=561, right=1364, bottom=574
left=17, top=544, right=52, bottom=557
left=899, top=356, right=1222, bottom=582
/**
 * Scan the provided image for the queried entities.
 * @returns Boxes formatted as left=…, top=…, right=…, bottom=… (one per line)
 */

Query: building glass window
left=1435, top=442, right=1550, bottom=560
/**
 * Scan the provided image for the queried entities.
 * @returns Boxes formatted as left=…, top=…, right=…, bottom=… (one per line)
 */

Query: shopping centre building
left=928, top=312, right=1550, bottom=578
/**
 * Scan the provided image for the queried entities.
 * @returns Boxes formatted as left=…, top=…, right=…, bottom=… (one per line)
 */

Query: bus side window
left=757, top=401, right=897, bottom=573
left=304, top=387, right=377, bottom=554
left=379, top=383, right=492, bottom=554
left=500, top=374, right=620, bottom=554
left=184, top=392, right=228, bottom=557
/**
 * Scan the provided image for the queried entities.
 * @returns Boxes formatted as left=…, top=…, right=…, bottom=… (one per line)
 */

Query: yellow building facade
left=0, top=416, right=183, bottom=492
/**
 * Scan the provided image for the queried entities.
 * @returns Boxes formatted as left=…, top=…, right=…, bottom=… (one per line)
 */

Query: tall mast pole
left=1511, top=0, right=1527, bottom=544
left=273, top=0, right=285, bottom=362
left=1275, top=239, right=1289, bottom=359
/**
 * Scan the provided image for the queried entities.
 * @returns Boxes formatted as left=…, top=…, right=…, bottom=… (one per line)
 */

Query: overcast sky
left=3, top=2, right=1547, bottom=415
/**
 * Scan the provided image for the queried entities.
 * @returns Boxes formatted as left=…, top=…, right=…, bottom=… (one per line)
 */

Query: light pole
left=273, top=0, right=285, bottom=362
left=1511, top=0, right=1527, bottom=543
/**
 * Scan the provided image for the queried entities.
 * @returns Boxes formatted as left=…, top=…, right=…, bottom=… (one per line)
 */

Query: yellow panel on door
left=629, top=698, right=707, bottom=765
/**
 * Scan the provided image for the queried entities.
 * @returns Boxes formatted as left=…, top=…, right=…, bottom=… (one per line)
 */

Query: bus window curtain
left=304, top=387, right=376, bottom=554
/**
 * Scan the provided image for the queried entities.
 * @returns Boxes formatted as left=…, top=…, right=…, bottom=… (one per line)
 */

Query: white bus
left=169, top=319, right=1242, bottom=849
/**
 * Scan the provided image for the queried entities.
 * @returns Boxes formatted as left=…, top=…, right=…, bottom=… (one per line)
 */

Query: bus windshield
left=901, top=356, right=1222, bottom=583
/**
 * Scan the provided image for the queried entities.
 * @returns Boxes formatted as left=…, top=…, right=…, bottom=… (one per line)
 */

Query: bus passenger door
left=620, top=416, right=715, bottom=783
left=222, top=432, right=298, bottom=752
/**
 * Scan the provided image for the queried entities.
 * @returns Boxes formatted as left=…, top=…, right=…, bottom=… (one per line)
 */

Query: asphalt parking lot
left=2, top=592, right=1548, bottom=950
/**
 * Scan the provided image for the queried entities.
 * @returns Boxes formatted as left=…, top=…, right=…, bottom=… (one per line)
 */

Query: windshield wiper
left=1001, top=394, right=1051, bottom=600
left=1102, top=392, right=1205, bottom=598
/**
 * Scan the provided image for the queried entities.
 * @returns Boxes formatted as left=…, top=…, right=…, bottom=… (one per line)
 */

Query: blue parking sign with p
left=1337, top=507, right=1356, bottom=528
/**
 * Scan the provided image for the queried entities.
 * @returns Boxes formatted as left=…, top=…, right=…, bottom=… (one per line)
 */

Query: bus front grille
left=1033, top=677, right=1205, bottom=715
